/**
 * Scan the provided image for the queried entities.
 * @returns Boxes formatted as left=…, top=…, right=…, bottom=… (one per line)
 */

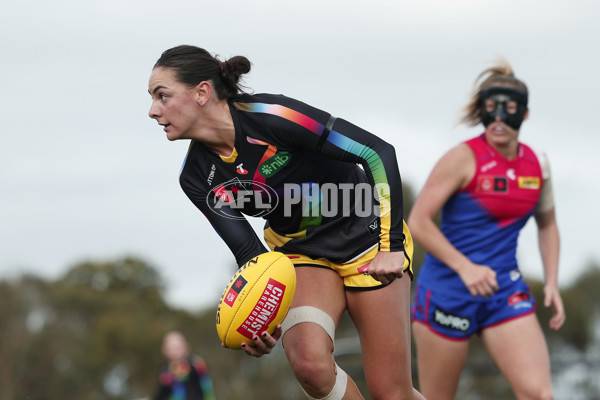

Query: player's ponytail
left=154, top=45, right=251, bottom=100
left=460, top=57, right=528, bottom=126
left=218, top=56, right=252, bottom=99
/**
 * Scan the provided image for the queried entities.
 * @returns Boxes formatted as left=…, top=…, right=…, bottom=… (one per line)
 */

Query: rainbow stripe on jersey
left=233, top=102, right=393, bottom=251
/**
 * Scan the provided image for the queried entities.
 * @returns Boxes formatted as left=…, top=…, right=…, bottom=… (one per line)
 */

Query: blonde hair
left=460, top=58, right=528, bottom=126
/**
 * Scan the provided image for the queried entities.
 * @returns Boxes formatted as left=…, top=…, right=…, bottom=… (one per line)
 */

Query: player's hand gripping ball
left=216, top=252, right=296, bottom=349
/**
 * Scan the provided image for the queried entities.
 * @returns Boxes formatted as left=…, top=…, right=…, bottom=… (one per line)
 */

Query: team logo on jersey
left=259, top=151, right=291, bottom=178
left=476, top=176, right=508, bottom=193
left=477, top=177, right=494, bottom=192
left=518, top=176, right=540, bottom=189
left=494, top=177, right=508, bottom=192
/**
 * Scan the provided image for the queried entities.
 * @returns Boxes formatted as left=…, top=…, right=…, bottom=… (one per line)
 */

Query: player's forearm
left=409, top=216, right=471, bottom=274
left=538, top=221, right=560, bottom=287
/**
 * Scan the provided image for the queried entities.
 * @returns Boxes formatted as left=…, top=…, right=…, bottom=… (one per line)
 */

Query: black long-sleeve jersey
left=179, top=93, right=407, bottom=267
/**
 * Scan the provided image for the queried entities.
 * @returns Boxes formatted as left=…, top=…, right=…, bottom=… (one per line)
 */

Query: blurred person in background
left=153, top=330, right=216, bottom=400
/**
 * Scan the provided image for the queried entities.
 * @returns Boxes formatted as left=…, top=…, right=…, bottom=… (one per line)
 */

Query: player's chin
left=165, top=131, right=180, bottom=141
left=165, top=126, right=186, bottom=141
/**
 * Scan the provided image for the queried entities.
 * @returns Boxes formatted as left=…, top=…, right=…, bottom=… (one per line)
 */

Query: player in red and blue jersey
left=409, top=59, right=565, bottom=399
left=148, top=45, right=424, bottom=400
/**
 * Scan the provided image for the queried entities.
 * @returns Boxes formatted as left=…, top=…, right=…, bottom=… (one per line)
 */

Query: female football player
left=409, top=59, right=565, bottom=399
left=148, top=45, right=424, bottom=400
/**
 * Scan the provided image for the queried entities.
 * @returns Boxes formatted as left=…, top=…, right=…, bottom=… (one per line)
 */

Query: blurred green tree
left=0, top=258, right=189, bottom=399
left=0, top=257, right=301, bottom=400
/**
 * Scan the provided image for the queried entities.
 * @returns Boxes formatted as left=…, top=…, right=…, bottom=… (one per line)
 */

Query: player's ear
left=523, top=108, right=530, bottom=121
left=195, top=81, right=211, bottom=106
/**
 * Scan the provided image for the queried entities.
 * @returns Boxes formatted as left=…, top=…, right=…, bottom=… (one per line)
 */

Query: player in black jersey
left=148, top=45, right=424, bottom=400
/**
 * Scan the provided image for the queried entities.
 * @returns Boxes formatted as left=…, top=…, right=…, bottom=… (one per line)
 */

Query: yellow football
left=216, top=251, right=296, bottom=349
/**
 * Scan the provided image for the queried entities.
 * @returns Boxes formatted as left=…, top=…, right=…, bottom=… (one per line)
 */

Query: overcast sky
left=1, top=0, right=598, bottom=310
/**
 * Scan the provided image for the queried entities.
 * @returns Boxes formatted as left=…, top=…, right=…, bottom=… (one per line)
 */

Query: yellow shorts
left=264, top=225, right=413, bottom=290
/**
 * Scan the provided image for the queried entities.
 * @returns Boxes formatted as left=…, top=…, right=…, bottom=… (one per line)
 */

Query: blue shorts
left=411, top=281, right=536, bottom=340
